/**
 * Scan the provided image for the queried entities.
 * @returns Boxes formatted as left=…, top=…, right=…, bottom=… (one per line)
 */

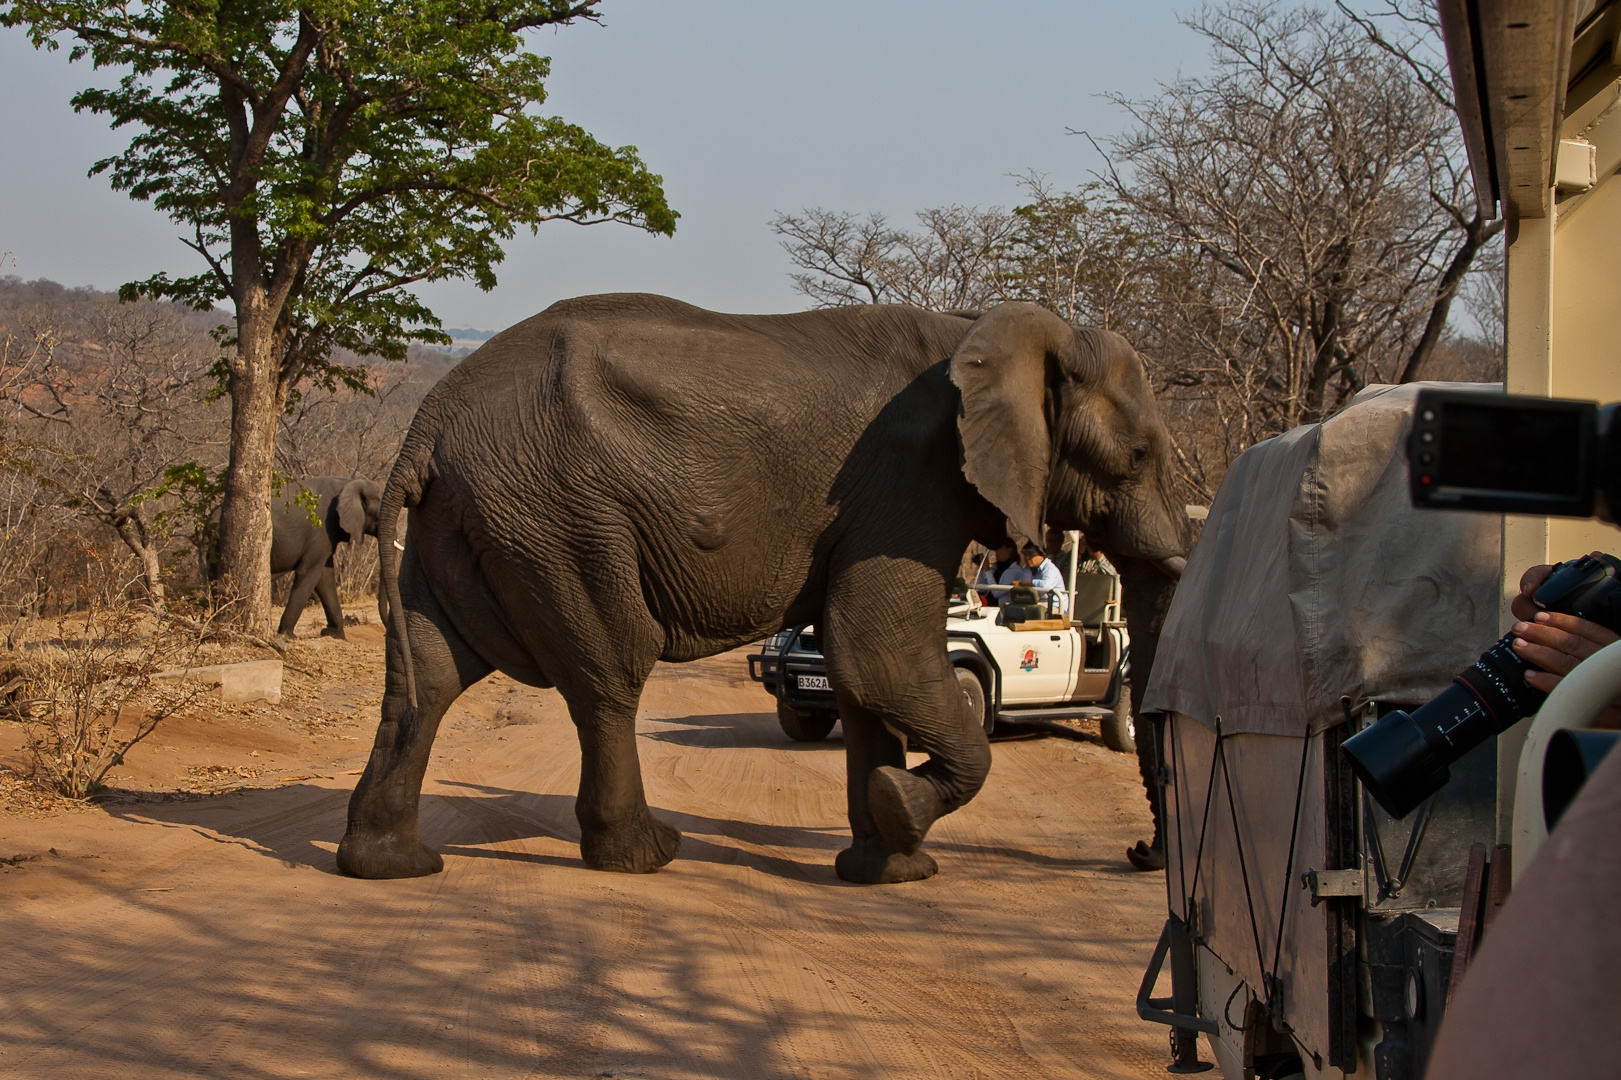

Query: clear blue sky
left=0, top=2, right=1213, bottom=331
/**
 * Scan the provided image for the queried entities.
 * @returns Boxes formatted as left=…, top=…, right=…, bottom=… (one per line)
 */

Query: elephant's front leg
left=570, top=700, right=682, bottom=873
left=823, top=560, right=993, bottom=884
left=278, top=565, right=322, bottom=638
left=834, top=706, right=940, bottom=884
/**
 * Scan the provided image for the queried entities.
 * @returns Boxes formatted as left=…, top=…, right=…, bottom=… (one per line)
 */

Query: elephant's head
left=338, top=478, right=385, bottom=541
left=951, top=303, right=1187, bottom=743
left=949, top=302, right=1187, bottom=569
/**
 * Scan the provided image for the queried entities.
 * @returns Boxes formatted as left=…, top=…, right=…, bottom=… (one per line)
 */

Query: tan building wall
left=1498, top=72, right=1621, bottom=838
left=1550, top=169, right=1621, bottom=559
left=1504, top=97, right=1621, bottom=587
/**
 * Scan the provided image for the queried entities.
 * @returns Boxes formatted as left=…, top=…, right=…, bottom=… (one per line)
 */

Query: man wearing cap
left=1001, top=540, right=1068, bottom=614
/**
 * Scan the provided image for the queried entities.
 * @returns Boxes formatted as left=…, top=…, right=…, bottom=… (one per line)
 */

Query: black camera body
left=1341, top=389, right=1621, bottom=819
left=1407, top=388, right=1621, bottom=520
left=1345, top=553, right=1621, bottom=818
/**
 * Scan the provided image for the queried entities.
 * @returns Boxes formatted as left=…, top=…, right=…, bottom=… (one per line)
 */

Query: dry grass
left=2, top=575, right=229, bottom=799
left=0, top=766, right=91, bottom=816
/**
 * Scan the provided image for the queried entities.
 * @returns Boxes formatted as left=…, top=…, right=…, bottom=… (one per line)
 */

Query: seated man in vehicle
left=973, top=537, right=1019, bottom=604
left=1043, top=527, right=1075, bottom=587
left=1001, top=540, right=1068, bottom=615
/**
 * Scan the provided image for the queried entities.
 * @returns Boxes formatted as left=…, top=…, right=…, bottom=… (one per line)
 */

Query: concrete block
left=155, top=659, right=283, bottom=704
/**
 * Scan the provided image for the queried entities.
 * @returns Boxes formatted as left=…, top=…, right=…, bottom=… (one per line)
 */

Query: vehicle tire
left=777, top=701, right=837, bottom=742
left=956, top=666, right=993, bottom=736
left=1101, top=683, right=1135, bottom=753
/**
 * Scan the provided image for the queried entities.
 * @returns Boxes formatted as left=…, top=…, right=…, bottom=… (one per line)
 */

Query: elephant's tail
left=379, top=351, right=489, bottom=710
left=378, top=399, right=445, bottom=712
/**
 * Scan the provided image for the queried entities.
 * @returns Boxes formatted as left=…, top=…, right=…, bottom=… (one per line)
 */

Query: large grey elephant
left=337, top=295, right=1186, bottom=885
left=270, top=476, right=383, bottom=639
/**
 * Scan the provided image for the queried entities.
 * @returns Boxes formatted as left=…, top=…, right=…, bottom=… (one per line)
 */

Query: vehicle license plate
left=797, top=674, right=831, bottom=691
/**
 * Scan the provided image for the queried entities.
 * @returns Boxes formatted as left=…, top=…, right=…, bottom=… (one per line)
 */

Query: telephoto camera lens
left=1344, top=553, right=1621, bottom=818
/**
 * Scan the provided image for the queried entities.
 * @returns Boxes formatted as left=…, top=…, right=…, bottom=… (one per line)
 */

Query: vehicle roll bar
left=1511, top=636, right=1621, bottom=882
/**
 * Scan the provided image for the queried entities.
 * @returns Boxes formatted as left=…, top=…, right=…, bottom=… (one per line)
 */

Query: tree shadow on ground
left=0, top=846, right=921, bottom=1080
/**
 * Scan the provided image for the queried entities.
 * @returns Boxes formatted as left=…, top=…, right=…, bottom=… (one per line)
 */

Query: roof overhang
left=1439, top=0, right=1621, bottom=219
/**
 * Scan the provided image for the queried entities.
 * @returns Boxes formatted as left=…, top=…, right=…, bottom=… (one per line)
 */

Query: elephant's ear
left=359, top=479, right=383, bottom=535
left=948, top=302, right=1075, bottom=543
left=338, top=480, right=370, bottom=539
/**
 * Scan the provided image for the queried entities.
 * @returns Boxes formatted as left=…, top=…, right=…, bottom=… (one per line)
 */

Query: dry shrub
left=6, top=567, right=213, bottom=799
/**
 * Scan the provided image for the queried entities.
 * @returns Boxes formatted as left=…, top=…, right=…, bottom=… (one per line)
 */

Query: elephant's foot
left=868, top=765, right=945, bottom=856
left=1126, top=839, right=1166, bottom=872
left=336, top=829, right=443, bottom=879
left=580, top=813, right=682, bottom=874
left=320, top=625, right=347, bottom=640
left=835, top=836, right=938, bottom=884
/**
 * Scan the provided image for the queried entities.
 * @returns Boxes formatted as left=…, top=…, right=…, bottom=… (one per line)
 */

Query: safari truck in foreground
left=749, top=543, right=1135, bottom=753
left=1133, top=383, right=1621, bottom=1079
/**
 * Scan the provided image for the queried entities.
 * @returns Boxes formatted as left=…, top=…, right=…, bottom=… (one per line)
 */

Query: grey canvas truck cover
left=1141, top=383, right=1504, bottom=1076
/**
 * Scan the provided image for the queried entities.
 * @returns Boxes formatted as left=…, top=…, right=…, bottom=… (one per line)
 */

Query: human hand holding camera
left=1511, top=554, right=1621, bottom=728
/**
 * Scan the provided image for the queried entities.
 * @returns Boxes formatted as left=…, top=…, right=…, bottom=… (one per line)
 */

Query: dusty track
left=1, top=629, right=1170, bottom=1079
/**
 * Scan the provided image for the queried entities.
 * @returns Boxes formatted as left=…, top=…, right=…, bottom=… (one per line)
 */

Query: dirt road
left=1, top=624, right=1170, bottom=1079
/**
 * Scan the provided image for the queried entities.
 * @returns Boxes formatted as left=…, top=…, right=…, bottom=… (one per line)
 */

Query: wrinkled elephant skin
left=338, top=296, right=1186, bottom=884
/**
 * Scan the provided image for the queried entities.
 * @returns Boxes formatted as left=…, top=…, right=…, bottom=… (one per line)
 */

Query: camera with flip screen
left=1343, top=389, right=1621, bottom=819
left=1407, top=388, right=1621, bottom=520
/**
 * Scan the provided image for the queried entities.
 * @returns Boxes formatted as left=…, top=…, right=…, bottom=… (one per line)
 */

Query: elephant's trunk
left=1117, top=556, right=1178, bottom=720
left=1117, top=555, right=1180, bottom=853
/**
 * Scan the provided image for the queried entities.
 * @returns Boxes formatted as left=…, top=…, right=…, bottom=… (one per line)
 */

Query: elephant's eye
left=1130, top=445, right=1149, bottom=471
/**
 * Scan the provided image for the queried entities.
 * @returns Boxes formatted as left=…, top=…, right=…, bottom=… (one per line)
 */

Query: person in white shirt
left=999, top=541, right=1068, bottom=615
left=973, top=537, right=1018, bottom=604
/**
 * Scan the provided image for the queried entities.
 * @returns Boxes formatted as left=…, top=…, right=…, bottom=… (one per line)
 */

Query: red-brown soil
left=0, top=611, right=1170, bottom=1078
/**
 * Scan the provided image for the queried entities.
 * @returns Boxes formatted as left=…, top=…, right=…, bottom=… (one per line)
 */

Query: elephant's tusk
left=1159, top=556, right=1186, bottom=580
left=394, top=539, right=405, bottom=551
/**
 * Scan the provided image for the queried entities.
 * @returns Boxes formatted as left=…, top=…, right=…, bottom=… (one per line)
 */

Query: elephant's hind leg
left=535, top=563, right=680, bottom=873
left=337, top=548, right=491, bottom=879
left=278, top=565, right=322, bottom=638
left=315, top=565, right=347, bottom=638
left=568, top=686, right=683, bottom=873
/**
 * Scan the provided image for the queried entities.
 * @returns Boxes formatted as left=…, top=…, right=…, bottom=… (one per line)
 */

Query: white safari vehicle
left=748, top=540, right=1135, bottom=752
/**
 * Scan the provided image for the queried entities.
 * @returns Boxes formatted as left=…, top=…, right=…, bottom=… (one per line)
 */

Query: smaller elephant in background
left=271, top=476, right=383, bottom=639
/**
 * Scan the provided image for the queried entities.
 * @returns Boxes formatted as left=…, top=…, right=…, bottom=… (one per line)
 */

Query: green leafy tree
left=2, top=0, right=676, bottom=630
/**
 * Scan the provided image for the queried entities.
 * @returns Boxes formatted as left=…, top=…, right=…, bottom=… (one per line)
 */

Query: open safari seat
left=995, top=587, right=1047, bottom=627
left=997, top=586, right=1069, bottom=631
left=1070, top=571, right=1115, bottom=627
